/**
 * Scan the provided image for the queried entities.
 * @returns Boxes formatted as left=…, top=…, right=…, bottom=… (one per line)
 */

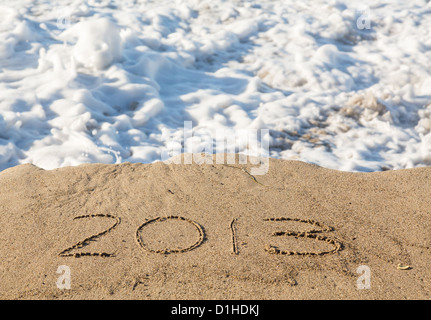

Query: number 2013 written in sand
left=58, top=214, right=343, bottom=258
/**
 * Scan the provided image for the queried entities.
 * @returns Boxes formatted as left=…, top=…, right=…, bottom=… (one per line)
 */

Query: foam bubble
left=60, top=18, right=122, bottom=70
left=0, top=0, right=430, bottom=172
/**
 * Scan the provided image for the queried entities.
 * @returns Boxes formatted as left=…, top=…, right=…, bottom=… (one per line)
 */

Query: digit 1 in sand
left=230, top=217, right=239, bottom=255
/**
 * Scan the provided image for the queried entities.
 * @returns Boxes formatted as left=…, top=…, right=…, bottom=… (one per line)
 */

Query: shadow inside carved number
left=230, top=218, right=239, bottom=255
left=58, top=214, right=120, bottom=258
left=135, top=216, right=205, bottom=254
left=263, top=217, right=342, bottom=256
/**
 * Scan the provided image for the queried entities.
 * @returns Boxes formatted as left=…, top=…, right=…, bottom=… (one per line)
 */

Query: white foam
left=59, top=18, right=122, bottom=70
left=0, top=0, right=430, bottom=172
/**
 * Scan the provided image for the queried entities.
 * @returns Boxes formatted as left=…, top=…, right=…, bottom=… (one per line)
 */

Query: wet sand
left=0, top=154, right=430, bottom=299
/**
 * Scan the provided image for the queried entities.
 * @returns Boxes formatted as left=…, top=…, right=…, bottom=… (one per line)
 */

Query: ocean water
left=0, top=0, right=430, bottom=172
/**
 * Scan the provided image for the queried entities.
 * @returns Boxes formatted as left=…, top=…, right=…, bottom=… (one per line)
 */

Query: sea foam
left=0, top=0, right=430, bottom=172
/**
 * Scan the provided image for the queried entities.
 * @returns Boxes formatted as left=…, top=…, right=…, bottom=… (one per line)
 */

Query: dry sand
left=0, top=154, right=430, bottom=300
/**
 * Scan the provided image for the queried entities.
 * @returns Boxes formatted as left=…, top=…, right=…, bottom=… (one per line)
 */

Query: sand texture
left=0, top=154, right=430, bottom=300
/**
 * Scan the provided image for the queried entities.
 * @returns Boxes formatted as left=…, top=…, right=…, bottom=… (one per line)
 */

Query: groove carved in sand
left=263, top=217, right=342, bottom=256
left=135, top=216, right=205, bottom=254
left=58, top=214, right=121, bottom=258
left=230, top=218, right=239, bottom=255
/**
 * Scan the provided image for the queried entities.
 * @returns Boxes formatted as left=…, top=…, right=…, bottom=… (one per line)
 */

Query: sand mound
left=0, top=154, right=430, bottom=299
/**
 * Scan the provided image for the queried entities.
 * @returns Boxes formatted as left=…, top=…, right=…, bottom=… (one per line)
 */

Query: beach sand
left=0, top=154, right=430, bottom=299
